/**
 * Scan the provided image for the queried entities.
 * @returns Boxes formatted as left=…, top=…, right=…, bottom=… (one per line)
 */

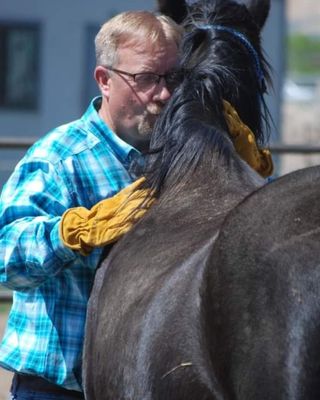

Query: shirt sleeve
left=0, top=157, right=77, bottom=291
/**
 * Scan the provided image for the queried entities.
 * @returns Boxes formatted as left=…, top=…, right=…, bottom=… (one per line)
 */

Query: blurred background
left=0, top=0, right=319, bottom=398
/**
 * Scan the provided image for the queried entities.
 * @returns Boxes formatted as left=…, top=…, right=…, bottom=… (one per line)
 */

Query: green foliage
left=287, top=33, right=320, bottom=75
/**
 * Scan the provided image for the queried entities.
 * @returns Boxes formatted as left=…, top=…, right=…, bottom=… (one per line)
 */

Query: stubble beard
left=138, top=103, right=163, bottom=137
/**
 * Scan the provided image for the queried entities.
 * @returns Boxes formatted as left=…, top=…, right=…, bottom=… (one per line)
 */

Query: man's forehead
left=116, top=38, right=178, bottom=63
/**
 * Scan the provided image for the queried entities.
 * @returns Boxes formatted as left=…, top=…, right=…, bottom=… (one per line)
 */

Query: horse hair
left=143, top=0, right=272, bottom=197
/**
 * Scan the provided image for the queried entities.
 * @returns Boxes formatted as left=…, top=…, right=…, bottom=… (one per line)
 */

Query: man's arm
left=0, top=159, right=154, bottom=290
left=0, top=159, right=77, bottom=291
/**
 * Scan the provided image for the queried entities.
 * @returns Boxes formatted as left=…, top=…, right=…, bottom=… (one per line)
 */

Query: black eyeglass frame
left=103, top=65, right=182, bottom=91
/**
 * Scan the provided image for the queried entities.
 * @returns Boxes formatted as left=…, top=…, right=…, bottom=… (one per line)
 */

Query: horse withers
left=82, top=0, right=279, bottom=399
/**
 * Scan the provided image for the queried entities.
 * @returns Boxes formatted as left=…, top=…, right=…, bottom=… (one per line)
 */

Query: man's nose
left=152, top=77, right=171, bottom=102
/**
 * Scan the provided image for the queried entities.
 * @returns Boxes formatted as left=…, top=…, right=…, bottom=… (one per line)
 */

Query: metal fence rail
left=1, top=137, right=320, bottom=154
left=270, top=144, right=320, bottom=154
left=0, top=137, right=38, bottom=149
left=0, top=290, right=12, bottom=302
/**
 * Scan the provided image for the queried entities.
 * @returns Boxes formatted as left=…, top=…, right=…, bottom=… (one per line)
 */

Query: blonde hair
left=95, top=11, right=183, bottom=67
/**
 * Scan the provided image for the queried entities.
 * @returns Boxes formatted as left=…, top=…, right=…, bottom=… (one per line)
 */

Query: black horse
left=83, top=0, right=315, bottom=398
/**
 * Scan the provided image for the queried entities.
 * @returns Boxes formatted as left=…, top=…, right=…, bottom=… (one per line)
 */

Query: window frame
left=0, top=21, right=41, bottom=111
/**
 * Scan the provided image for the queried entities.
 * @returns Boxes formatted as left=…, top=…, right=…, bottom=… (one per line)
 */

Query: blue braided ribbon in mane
left=199, top=24, right=266, bottom=92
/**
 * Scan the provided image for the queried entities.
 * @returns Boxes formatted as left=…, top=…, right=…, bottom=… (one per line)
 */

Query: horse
left=82, top=0, right=291, bottom=398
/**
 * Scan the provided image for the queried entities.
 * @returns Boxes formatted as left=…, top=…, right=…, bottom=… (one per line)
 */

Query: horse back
left=207, top=165, right=320, bottom=399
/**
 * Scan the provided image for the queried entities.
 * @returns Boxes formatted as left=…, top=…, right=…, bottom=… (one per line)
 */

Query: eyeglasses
left=104, top=66, right=182, bottom=92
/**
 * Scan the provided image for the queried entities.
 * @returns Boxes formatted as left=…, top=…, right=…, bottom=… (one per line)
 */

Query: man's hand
left=59, top=177, right=154, bottom=255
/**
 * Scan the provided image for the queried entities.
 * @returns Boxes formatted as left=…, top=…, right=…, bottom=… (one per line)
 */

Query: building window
left=0, top=23, right=40, bottom=110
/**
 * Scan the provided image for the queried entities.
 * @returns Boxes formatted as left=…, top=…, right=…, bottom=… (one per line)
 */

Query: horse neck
left=145, top=97, right=265, bottom=216
left=158, top=147, right=264, bottom=218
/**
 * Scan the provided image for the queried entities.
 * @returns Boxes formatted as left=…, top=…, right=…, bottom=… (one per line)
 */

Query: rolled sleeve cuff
left=50, top=219, right=77, bottom=263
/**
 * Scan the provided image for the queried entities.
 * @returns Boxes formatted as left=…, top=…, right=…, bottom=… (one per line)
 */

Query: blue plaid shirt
left=0, top=97, right=140, bottom=391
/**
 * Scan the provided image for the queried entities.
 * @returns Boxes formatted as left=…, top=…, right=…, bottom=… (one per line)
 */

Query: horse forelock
left=184, top=0, right=260, bottom=38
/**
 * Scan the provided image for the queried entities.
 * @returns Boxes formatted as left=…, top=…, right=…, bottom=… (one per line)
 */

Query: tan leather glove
left=60, top=177, right=154, bottom=256
left=223, top=100, right=273, bottom=178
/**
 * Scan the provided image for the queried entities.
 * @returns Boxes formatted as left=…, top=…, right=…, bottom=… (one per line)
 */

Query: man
left=0, top=10, right=182, bottom=399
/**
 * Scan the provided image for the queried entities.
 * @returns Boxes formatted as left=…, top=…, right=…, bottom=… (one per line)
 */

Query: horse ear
left=243, top=0, right=271, bottom=29
left=156, top=0, right=188, bottom=24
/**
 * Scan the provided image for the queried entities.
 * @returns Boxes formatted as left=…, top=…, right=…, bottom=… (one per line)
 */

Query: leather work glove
left=60, top=177, right=154, bottom=256
left=223, top=100, right=273, bottom=178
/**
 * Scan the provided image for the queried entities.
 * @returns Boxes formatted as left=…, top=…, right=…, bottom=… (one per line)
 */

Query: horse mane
left=142, top=0, right=272, bottom=197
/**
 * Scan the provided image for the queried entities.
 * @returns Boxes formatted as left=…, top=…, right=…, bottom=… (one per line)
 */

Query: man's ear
left=94, top=66, right=111, bottom=98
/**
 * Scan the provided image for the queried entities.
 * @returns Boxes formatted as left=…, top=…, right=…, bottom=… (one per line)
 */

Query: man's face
left=98, top=37, right=178, bottom=151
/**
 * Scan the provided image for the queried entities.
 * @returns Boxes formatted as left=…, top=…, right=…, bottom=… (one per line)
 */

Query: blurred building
left=286, top=0, right=320, bottom=34
left=0, top=1, right=157, bottom=137
left=281, top=0, right=320, bottom=175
